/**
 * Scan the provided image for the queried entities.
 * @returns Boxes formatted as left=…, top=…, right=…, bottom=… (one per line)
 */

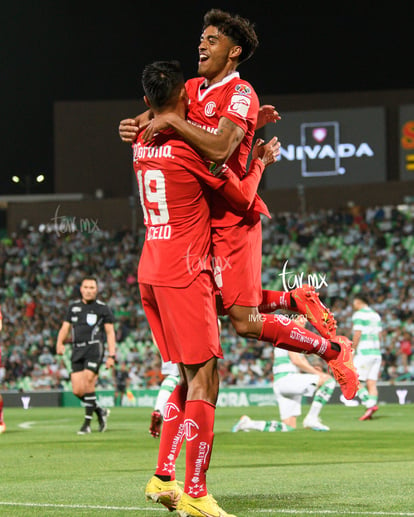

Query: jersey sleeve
left=219, top=81, right=259, bottom=134
left=218, top=158, right=265, bottom=210
left=351, top=313, right=364, bottom=331
left=103, top=305, right=115, bottom=324
left=64, top=305, right=73, bottom=323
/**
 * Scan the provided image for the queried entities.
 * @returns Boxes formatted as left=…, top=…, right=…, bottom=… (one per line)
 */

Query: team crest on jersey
left=204, top=101, right=216, bottom=117
left=228, top=94, right=251, bottom=118
left=235, top=84, right=251, bottom=95
left=86, top=313, right=97, bottom=326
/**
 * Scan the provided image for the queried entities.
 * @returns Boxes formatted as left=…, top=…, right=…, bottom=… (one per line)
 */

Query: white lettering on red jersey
left=132, top=131, right=228, bottom=287
left=185, top=72, right=270, bottom=227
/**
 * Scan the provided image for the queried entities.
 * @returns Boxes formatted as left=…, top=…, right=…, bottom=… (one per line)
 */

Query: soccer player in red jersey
left=0, top=306, right=5, bottom=434
left=136, top=61, right=278, bottom=516
left=119, top=9, right=358, bottom=403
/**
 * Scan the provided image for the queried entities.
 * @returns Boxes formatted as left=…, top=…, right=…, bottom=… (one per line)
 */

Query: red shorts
left=139, top=271, right=222, bottom=365
left=212, top=213, right=262, bottom=310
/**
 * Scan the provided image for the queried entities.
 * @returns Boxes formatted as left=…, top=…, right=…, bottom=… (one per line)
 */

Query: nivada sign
left=264, top=107, right=386, bottom=189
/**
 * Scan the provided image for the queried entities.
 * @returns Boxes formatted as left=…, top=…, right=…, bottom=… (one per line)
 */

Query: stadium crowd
left=0, top=204, right=413, bottom=393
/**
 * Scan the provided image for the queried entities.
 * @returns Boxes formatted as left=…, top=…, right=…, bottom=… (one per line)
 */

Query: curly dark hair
left=203, top=8, right=258, bottom=64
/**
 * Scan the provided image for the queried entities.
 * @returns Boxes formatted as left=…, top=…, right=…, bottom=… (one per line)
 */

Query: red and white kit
left=186, top=73, right=270, bottom=308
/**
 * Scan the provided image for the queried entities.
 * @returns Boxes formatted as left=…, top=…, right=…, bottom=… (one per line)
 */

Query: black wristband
left=108, top=355, right=116, bottom=360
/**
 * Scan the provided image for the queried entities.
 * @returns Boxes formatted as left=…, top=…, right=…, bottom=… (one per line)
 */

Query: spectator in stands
left=0, top=204, right=414, bottom=393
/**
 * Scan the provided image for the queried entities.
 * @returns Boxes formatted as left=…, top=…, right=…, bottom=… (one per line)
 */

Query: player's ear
left=144, top=95, right=151, bottom=108
left=230, top=45, right=242, bottom=60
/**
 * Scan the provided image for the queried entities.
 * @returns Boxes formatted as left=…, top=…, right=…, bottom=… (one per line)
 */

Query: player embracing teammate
left=120, top=8, right=359, bottom=517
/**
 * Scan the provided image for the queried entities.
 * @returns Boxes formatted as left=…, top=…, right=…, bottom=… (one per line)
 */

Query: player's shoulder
left=227, top=76, right=258, bottom=98
left=96, top=299, right=107, bottom=306
left=185, top=77, right=204, bottom=91
left=67, top=300, right=82, bottom=316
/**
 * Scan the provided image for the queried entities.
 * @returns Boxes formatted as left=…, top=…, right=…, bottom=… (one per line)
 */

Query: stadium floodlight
left=12, top=175, right=21, bottom=183
left=36, top=174, right=45, bottom=183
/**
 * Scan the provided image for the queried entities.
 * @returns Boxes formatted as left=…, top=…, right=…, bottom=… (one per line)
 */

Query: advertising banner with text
left=264, top=107, right=386, bottom=189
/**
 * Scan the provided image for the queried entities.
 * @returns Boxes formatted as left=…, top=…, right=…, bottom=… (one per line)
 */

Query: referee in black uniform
left=56, top=276, right=117, bottom=434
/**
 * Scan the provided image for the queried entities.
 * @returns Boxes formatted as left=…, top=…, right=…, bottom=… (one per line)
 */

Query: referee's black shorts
left=71, top=342, right=104, bottom=374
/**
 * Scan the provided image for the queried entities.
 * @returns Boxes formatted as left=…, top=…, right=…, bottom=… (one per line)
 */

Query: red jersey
left=185, top=72, right=270, bottom=227
left=132, top=130, right=228, bottom=288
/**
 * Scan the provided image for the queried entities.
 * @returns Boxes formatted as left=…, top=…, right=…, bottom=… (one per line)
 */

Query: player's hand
left=142, top=114, right=172, bottom=143
left=256, top=105, right=281, bottom=130
left=106, top=357, right=116, bottom=369
left=56, top=343, right=65, bottom=355
left=253, top=136, right=280, bottom=167
left=119, top=112, right=154, bottom=143
left=119, top=118, right=139, bottom=143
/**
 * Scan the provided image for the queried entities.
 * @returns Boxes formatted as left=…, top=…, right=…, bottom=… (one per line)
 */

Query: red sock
left=155, top=384, right=187, bottom=481
left=0, top=397, right=3, bottom=423
left=184, top=399, right=215, bottom=498
left=259, top=290, right=294, bottom=313
left=259, top=313, right=339, bottom=360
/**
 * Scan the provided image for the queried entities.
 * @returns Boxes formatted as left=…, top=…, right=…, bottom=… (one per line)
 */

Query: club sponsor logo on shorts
left=213, top=265, right=223, bottom=288
left=86, top=313, right=97, bottom=326
left=204, top=101, right=216, bottom=117
left=235, top=84, right=251, bottom=95
left=87, top=361, right=97, bottom=368
left=228, top=94, right=251, bottom=118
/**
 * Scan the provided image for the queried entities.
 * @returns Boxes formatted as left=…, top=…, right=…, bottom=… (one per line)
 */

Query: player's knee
left=231, top=318, right=261, bottom=338
left=231, top=318, right=250, bottom=337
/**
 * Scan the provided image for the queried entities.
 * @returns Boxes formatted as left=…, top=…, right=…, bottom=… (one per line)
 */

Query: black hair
left=142, top=60, right=184, bottom=110
left=81, top=276, right=98, bottom=285
left=203, top=8, right=259, bottom=63
left=354, top=294, right=370, bottom=305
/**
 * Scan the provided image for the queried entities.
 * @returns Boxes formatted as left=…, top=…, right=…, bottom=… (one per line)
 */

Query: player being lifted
left=135, top=60, right=279, bottom=516
left=119, top=8, right=359, bottom=406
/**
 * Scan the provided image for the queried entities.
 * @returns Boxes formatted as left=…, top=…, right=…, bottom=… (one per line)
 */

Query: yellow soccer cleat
left=177, top=492, right=236, bottom=517
left=145, top=475, right=183, bottom=512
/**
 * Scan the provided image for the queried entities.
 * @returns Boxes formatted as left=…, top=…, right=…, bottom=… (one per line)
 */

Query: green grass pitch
left=0, top=404, right=413, bottom=516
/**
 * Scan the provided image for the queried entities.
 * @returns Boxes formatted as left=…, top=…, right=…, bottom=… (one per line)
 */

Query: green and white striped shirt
left=272, top=348, right=298, bottom=381
left=352, top=306, right=382, bottom=356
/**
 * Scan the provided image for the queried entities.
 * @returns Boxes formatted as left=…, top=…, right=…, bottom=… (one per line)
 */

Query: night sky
left=1, top=2, right=411, bottom=195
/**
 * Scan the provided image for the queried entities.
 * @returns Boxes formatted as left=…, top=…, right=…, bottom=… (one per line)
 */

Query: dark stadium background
left=1, top=1, right=411, bottom=197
